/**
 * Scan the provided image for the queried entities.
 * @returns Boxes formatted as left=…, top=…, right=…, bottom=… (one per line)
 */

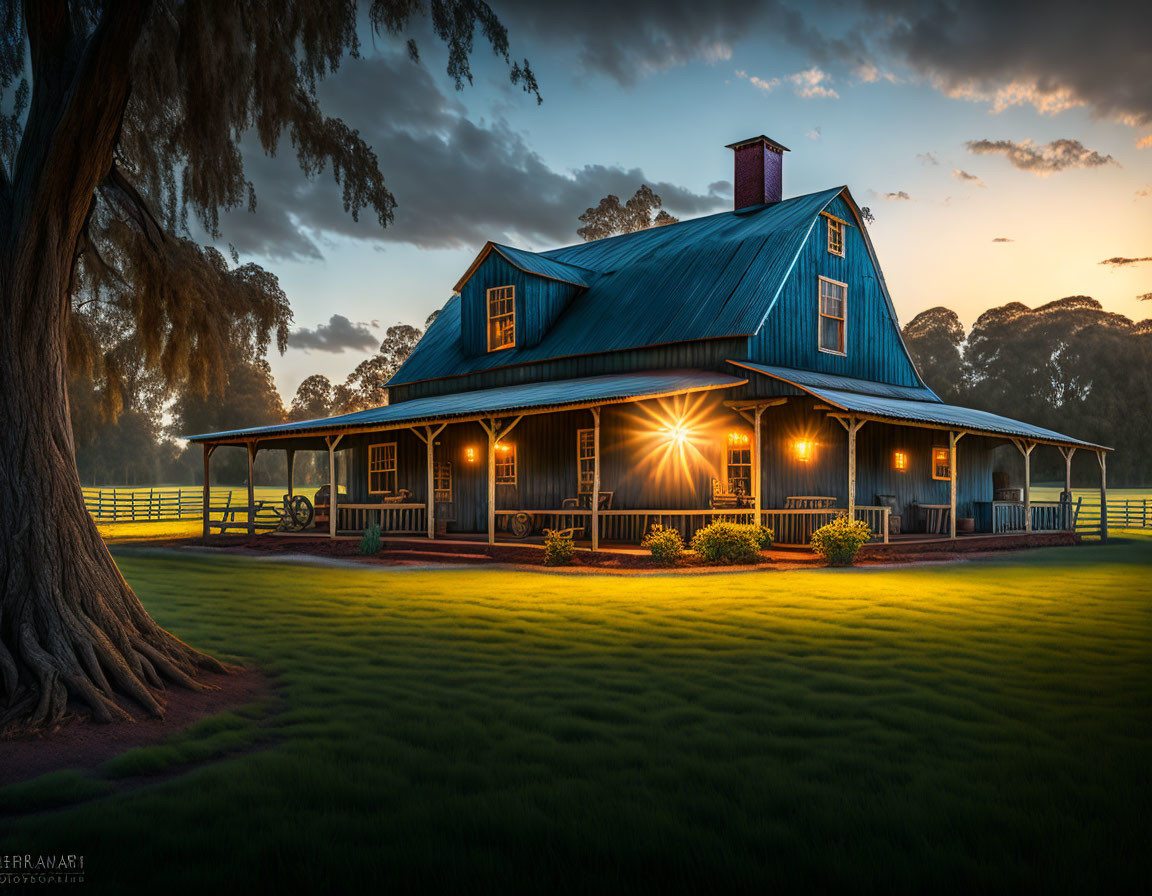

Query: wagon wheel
left=508, top=511, right=534, bottom=539
left=285, top=495, right=314, bottom=531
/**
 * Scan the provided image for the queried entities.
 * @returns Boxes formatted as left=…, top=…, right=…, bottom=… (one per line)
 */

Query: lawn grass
left=2, top=536, right=1150, bottom=892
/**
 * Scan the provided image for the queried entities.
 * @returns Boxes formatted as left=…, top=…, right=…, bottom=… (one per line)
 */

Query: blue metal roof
left=187, top=370, right=747, bottom=443
left=764, top=378, right=1107, bottom=449
left=453, top=242, right=598, bottom=291
left=390, top=186, right=846, bottom=386
left=729, top=361, right=942, bottom=402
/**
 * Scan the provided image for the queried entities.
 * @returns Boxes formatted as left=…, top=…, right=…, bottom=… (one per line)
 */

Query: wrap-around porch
left=196, top=377, right=1107, bottom=548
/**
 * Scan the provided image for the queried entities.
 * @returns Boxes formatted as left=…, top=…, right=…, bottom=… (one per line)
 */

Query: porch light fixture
left=465, top=446, right=476, bottom=463
left=662, top=423, right=689, bottom=444
left=793, top=439, right=814, bottom=463
left=727, top=432, right=750, bottom=446
left=894, top=450, right=907, bottom=472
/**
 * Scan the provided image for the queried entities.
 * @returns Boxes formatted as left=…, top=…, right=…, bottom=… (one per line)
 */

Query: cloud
left=917, top=152, right=939, bottom=166
left=1098, top=257, right=1152, bottom=268
left=805, top=126, right=822, bottom=141
left=788, top=67, right=839, bottom=99
left=1139, top=293, right=1152, bottom=301
left=1138, top=135, right=1152, bottom=149
left=1138, top=185, right=1152, bottom=198
left=288, top=315, right=379, bottom=353
left=965, top=138, right=1118, bottom=174
left=707, top=180, right=732, bottom=197
left=882, top=191, right=912, bottom=201
left=992, top=237, right=1014, bottom=242
left=952, top=168, right=985, bottom=186
left=213, top=53, right=726, bottom=260
left=735, top=69, right=780, bottom=93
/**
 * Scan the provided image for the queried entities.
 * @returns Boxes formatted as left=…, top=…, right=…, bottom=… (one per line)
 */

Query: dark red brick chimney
left=726, top=135, right=790, bottom=210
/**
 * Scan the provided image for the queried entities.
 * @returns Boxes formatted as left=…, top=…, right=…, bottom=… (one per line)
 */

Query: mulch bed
left=1, top=666, right=272, bottom=787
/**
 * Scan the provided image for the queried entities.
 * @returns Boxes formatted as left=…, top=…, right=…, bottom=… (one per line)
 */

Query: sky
left=202, top=0, right=1152, bottom=403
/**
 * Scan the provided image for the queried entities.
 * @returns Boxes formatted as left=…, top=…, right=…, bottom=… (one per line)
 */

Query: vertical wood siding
left=459, top=253, right=583, bottom=356
left=748, top=195, right=922, bottom=387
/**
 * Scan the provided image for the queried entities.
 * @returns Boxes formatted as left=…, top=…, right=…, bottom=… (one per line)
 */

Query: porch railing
left=493, top=506, right=890, bottom=547
left=992, top=500, right=1078, bottom=534
left=338, top=503, right=426, bottom=534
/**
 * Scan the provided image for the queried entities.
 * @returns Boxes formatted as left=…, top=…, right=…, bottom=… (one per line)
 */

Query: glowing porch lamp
left=465, top=446, right=476, bottom=463
left=793, top=439, right=814, bottom=463
left=894, top=450, right=908, bottom=472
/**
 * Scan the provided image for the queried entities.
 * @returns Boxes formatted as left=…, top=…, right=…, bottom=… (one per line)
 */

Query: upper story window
left=368, top=442, right=397, bottom=494
left=486, top=285, right=516, bottom=351
left=827, top=217, right=844, bottom=256
left=818, top=277, right=847, bottom=355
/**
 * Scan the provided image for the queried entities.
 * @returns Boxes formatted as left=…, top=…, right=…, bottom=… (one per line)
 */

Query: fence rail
left=83, top=487, right=205, bottom=522
left=1074, top=498, right=1152, bottom=534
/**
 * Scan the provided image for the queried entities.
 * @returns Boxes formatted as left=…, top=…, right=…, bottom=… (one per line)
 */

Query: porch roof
left=739, top=363, right=1108, bottom=450
left=187, top=369, right=747, bottom=444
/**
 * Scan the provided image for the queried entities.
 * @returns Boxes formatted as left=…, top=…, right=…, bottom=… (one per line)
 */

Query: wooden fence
left=83, top=487, right=204, bottom=522
left=1074, top=498, right=1152, bottom=535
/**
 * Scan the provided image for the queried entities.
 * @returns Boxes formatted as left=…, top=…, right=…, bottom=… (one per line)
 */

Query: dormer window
left=818, top=277, right=847, bottom=355
left=486, top=285, right=516, bottom=351
left=827, top=217, right=844, bottom=256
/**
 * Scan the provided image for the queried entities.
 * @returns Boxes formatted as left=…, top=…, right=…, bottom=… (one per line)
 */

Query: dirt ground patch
left=1, top=666, right=272, bottom=787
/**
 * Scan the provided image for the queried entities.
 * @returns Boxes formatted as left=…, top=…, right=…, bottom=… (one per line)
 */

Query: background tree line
left=901, top=296, right=1152, bottom=486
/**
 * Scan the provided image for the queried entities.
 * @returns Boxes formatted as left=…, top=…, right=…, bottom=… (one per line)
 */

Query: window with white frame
left=827, top=217, right=844, bottom=256
left=368, top=442, right=397, bottom=494
left=818, top=277, right=847, bottom=355
left=577, top=428, right=596, bottom=493
left=725, top=433, right=752, bottom=497
left=486, top=285, right=515, bottom=351
left=494, top=442, right=517, bottom=485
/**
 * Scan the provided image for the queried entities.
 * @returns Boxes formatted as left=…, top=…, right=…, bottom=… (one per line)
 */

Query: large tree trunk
left=0, top=264, right=229, bottom=732
left=0, top=0, right=227, bottom=734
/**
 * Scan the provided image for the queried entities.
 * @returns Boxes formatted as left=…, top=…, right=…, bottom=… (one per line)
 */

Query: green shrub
left=689, top=521, right=764, bottom=564
left=641, top=524, right=685, bottom=566
left=542, top=528, right=575, bottom=566
left=752, top=524, right=775, bottom=549
left=810, top=515, right=873, bottom=566
left=359, top=524, right=382, bottom=555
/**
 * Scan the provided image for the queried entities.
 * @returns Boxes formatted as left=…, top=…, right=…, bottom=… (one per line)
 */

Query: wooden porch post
left=202, top=443, right=215, bottom=540
left=838, top=416, right=865, bottom=522
left=948, top=431, right=966, bottom=540
left=1013, top=439, right=1036, bottom=533
left=1061, top=446, right=1076, bottom=495
left=591, top=406, right=601, bottom=552
left=481, top=419, right=496, bottom=546
left=1097, top=449, right=1108, bottom=542
left=418, top=423, right=447, bottom=540
left=752, top=406, right=764, bottom=524
left=246, top=441, right=257, bottom=536
left=326, top=434, right=343, bottom=538
left=286, top=449, right=295, bottom=497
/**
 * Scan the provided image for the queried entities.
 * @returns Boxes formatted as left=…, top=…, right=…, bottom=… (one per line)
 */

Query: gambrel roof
left=390, top=186, right=866, bottom=386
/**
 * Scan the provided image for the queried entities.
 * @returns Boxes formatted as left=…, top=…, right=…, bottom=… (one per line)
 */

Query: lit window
left=794, top=440, right=814, bottom=463
left=726, top=433, right=752, bottom=496
left=818, top=277, right=847, bottom=355
left=577, top=428, right=596, bottom=493
left=434, top=461, right=452, bottom=502
left=368, top=442, right=397, bottom=494
left=495, top=442, right=517, bottom=485
left=932, top=447, right=950, bottom=481
left=827, top=217, right=844, bottom=256
left=486, top=285, right=515, bottom=351
left=894, top=451, right=908, bottom=472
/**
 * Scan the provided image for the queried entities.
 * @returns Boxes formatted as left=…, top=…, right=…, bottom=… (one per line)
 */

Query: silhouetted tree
left=578, top=185, right=678, bottom=241
left=336, top=324, right=424, bottom=412
left=901, top=307, right=967, bottom=404
left=289, top=375, right=336, bottom=422
left=0, top=1, right=536, bottom=732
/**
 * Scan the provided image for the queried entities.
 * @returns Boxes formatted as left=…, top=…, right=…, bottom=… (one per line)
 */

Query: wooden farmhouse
left=190, top=136, right=1111, bottom=548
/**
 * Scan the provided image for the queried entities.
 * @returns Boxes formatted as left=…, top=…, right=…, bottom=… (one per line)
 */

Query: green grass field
left=2, top=535, right=1150, bottom=892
